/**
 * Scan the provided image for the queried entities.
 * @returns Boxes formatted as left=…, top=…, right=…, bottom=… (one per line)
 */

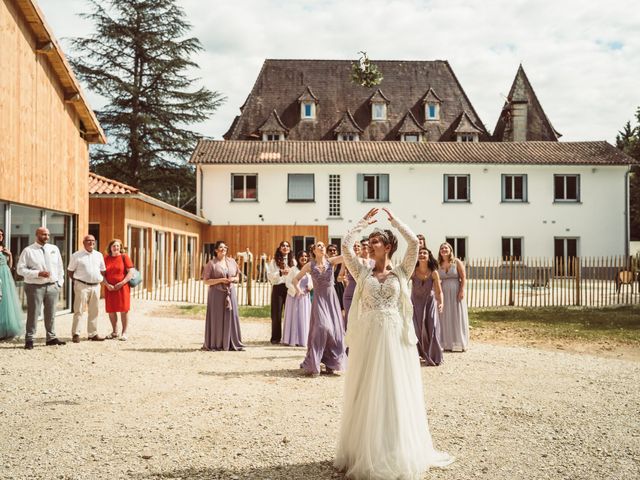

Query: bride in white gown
left=335, top=208, right=454, bottom=479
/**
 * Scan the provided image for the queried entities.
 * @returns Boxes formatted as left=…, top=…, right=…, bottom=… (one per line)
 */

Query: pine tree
left=70, top=0, right=225, bottom=211
left=616, top=111, right=640, bottom=240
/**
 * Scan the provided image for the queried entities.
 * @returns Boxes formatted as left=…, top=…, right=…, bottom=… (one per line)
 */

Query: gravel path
left=0, top=299, right=638, bottom=480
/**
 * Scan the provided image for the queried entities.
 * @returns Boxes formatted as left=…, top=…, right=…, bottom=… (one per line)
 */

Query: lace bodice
left=360, top=274, right=402, bottom=313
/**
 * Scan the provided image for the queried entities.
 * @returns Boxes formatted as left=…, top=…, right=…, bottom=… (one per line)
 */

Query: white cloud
left=40, top=0, right=640, bottom=142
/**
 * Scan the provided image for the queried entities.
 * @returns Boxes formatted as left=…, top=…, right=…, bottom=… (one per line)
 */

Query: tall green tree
left=70, top=0, right=225, bottom=211
left=616, top=111, right=640, bottom=240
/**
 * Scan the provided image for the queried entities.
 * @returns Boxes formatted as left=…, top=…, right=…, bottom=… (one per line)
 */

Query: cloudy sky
left=40, top=0, right=640, bottom=142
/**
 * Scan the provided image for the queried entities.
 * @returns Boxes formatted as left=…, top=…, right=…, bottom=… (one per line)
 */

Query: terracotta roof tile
left=88, top=172, right=139, bottom=195
left=190, top=140, right=637, bottom=166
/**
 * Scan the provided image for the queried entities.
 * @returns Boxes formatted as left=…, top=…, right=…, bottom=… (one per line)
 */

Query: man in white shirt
left=68, top=235, right=106, bottom=343
left=16, top=227, right=66, bottom=350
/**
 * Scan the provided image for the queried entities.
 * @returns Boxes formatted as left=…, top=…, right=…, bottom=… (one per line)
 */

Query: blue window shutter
left=357, top=174, right=364, bottom=202
left=379, top=174, right=389, bottom=202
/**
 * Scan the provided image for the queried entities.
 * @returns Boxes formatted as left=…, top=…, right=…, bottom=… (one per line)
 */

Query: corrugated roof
left=190, top=140, right=637, bottom=166
left=88, top=172, right=139, bottom=195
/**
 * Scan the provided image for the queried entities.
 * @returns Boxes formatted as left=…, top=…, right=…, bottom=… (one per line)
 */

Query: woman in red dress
left=103, top=239, right=134, bottom=340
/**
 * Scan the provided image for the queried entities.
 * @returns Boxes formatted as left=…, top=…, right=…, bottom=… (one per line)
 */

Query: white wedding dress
left=335, top=218, right=454, bottom=480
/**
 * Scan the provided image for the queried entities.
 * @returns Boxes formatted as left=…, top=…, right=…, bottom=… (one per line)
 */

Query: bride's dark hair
left=369, top=229, right=398, bottom=258
left=274, top=241, right=294, bottom=269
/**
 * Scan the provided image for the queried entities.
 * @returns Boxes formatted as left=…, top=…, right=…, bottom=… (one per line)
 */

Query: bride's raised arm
left=383, top=208, right=419, bottom=277
left=343, top=208, right=377, bottom=278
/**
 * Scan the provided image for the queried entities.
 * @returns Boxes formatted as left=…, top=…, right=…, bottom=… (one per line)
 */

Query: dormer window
left=298, top=86, right=319, bottom=121
left=372, top=103, right=387, bottom=121
left=422, top=88, right=442, bottom=122
left=401, top=133, right=421, bottom=142
left=426, top=103, right=440, bottom=120
left=258, top=109, right=288, bottom=142
left=263, top=133, right=284, bottom=141
left=457, top=133, right=478, bottom=143
left=301, top=102, right=316, bottom=120
left=369, top=89, right=390, bottom=122
left=338, top=133, right=359, bottom=141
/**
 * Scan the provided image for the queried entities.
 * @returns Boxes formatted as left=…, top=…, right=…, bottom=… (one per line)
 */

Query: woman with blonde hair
left=437, top=242, right=469, bottom=352
left=103, top=239, right=134, bottom=340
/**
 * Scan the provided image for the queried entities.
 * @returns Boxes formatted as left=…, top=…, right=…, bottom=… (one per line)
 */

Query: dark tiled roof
left=334, top=110, right=364, bottom=133
left=88, top=172, right=139, bottom=194
left=223, top=59, right=490, bottom=142
left=397, top=112, right=426, bottom=134
left=493, top=65, right=561, bottom=141
left=257, top=110, right=289, bottom=134
left=190, top=140, right=637, bottom=166
left=454, top=112, right=484, bottom=134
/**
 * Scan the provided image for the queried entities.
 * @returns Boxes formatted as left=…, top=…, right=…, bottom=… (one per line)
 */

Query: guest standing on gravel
left=0, top=229, right=23, bottom=340
left=103, top=239, right=134, bottom=341
left=68, top=235, right=106, bottom=343
left=267, top=241, right=294, bottom=344
left=437, top=242, right=469, bottom=352
left=16, top=227, right=66, bottom=350
left=294, top=242, right=345, bottom=376
left=202, top=241, right=244, bottom=351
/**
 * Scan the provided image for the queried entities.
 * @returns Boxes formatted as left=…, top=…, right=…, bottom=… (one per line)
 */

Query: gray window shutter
left=379, top=174, right=389, bottom=202
left=357, top=174, right=364, bottom=202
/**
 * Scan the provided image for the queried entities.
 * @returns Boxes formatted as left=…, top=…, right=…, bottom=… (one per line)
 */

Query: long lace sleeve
left=342, top=219, right=369, bottom=279
left=391, top=217, right=419, bottom=277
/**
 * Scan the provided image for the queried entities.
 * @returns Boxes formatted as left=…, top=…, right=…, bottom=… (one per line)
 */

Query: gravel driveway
left=0, top=299, right=637, bottom=480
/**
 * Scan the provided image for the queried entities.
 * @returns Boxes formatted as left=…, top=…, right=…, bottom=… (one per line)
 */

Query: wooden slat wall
left=0, top=0, right=89, bottom=247
left=202, top=225, right=329, bottom=258
left=88, top=198, right=126, bottom=254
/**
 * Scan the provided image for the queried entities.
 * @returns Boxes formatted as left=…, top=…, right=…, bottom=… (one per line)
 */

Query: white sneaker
left=119, top=334, right=128, bottom=341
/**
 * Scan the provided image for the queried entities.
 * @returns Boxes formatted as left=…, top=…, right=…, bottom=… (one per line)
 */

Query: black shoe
left=45, top=338, right=66, bottom=346
left=24, top=340, right=34, bottom=350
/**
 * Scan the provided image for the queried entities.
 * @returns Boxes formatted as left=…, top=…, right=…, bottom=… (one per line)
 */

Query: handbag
left=121, top=254, right=142, bottom=287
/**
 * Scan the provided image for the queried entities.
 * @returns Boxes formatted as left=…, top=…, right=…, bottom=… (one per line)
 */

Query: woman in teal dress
left=0, top=229, right=24, bottom=339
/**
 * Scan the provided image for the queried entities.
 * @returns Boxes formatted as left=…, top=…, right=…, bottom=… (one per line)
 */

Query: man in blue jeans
left=16, top=227, right=66, bottom=349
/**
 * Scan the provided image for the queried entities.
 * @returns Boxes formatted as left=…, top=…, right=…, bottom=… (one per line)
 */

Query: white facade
left=197, top=162, right=629, bottom=258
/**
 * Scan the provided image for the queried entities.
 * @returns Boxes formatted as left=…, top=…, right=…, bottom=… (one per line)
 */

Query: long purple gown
left=300, top=259, right=346, bottom=374
left=202, top=257, right=244, bottom=351
left=343, top=259, right=374, bottom=329
left=282, top=271, right=311, bottom=346
left=342, top=268, right=356, bottom=328
left=411, top=273, right=443, bottom=366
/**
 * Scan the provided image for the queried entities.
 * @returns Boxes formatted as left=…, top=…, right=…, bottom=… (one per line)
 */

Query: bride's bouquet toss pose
left=335, top=208, right=453, bottom=479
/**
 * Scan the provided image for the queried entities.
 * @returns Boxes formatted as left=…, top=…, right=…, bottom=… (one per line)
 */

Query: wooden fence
left=129, top=251, right=640, bottom=308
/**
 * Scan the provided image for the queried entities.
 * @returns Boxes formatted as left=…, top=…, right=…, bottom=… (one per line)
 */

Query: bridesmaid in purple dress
left=202, top=241, right=244, bottom=351
left=282, top=251, right=312, bottom=347
left=411, top=247, right=444, bottom=366
left=293, top=241, right=346, bottom=376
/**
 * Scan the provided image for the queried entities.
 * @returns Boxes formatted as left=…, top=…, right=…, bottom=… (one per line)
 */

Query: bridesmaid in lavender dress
left=411, top=247, right=444, bottom=366
left=282, top=251, right=313, bottom=347
left=202, top=241, right=244, bottom=351
left=293, top=242, right=345, bottom=376
left=437, top=242, right=469, bottom=352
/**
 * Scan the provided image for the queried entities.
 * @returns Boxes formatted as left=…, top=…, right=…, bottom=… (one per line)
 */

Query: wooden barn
left=0, top=0, right=106, bottom=311
left=88, top=173, right=209, bottom=291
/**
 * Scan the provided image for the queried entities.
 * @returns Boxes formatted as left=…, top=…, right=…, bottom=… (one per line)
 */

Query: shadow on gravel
left=251, top=355, right=305, bottom=360
left=124, top=347, right=200, bottom=353
left=198, top=368, right=304, bottom=379
left=142, top=460, right=341, bottom=479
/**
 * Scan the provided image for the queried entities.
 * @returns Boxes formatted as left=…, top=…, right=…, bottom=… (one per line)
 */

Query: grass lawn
left=469, top=304, right=640, bottom=345
left=170, top=304, right=271, bottom=319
